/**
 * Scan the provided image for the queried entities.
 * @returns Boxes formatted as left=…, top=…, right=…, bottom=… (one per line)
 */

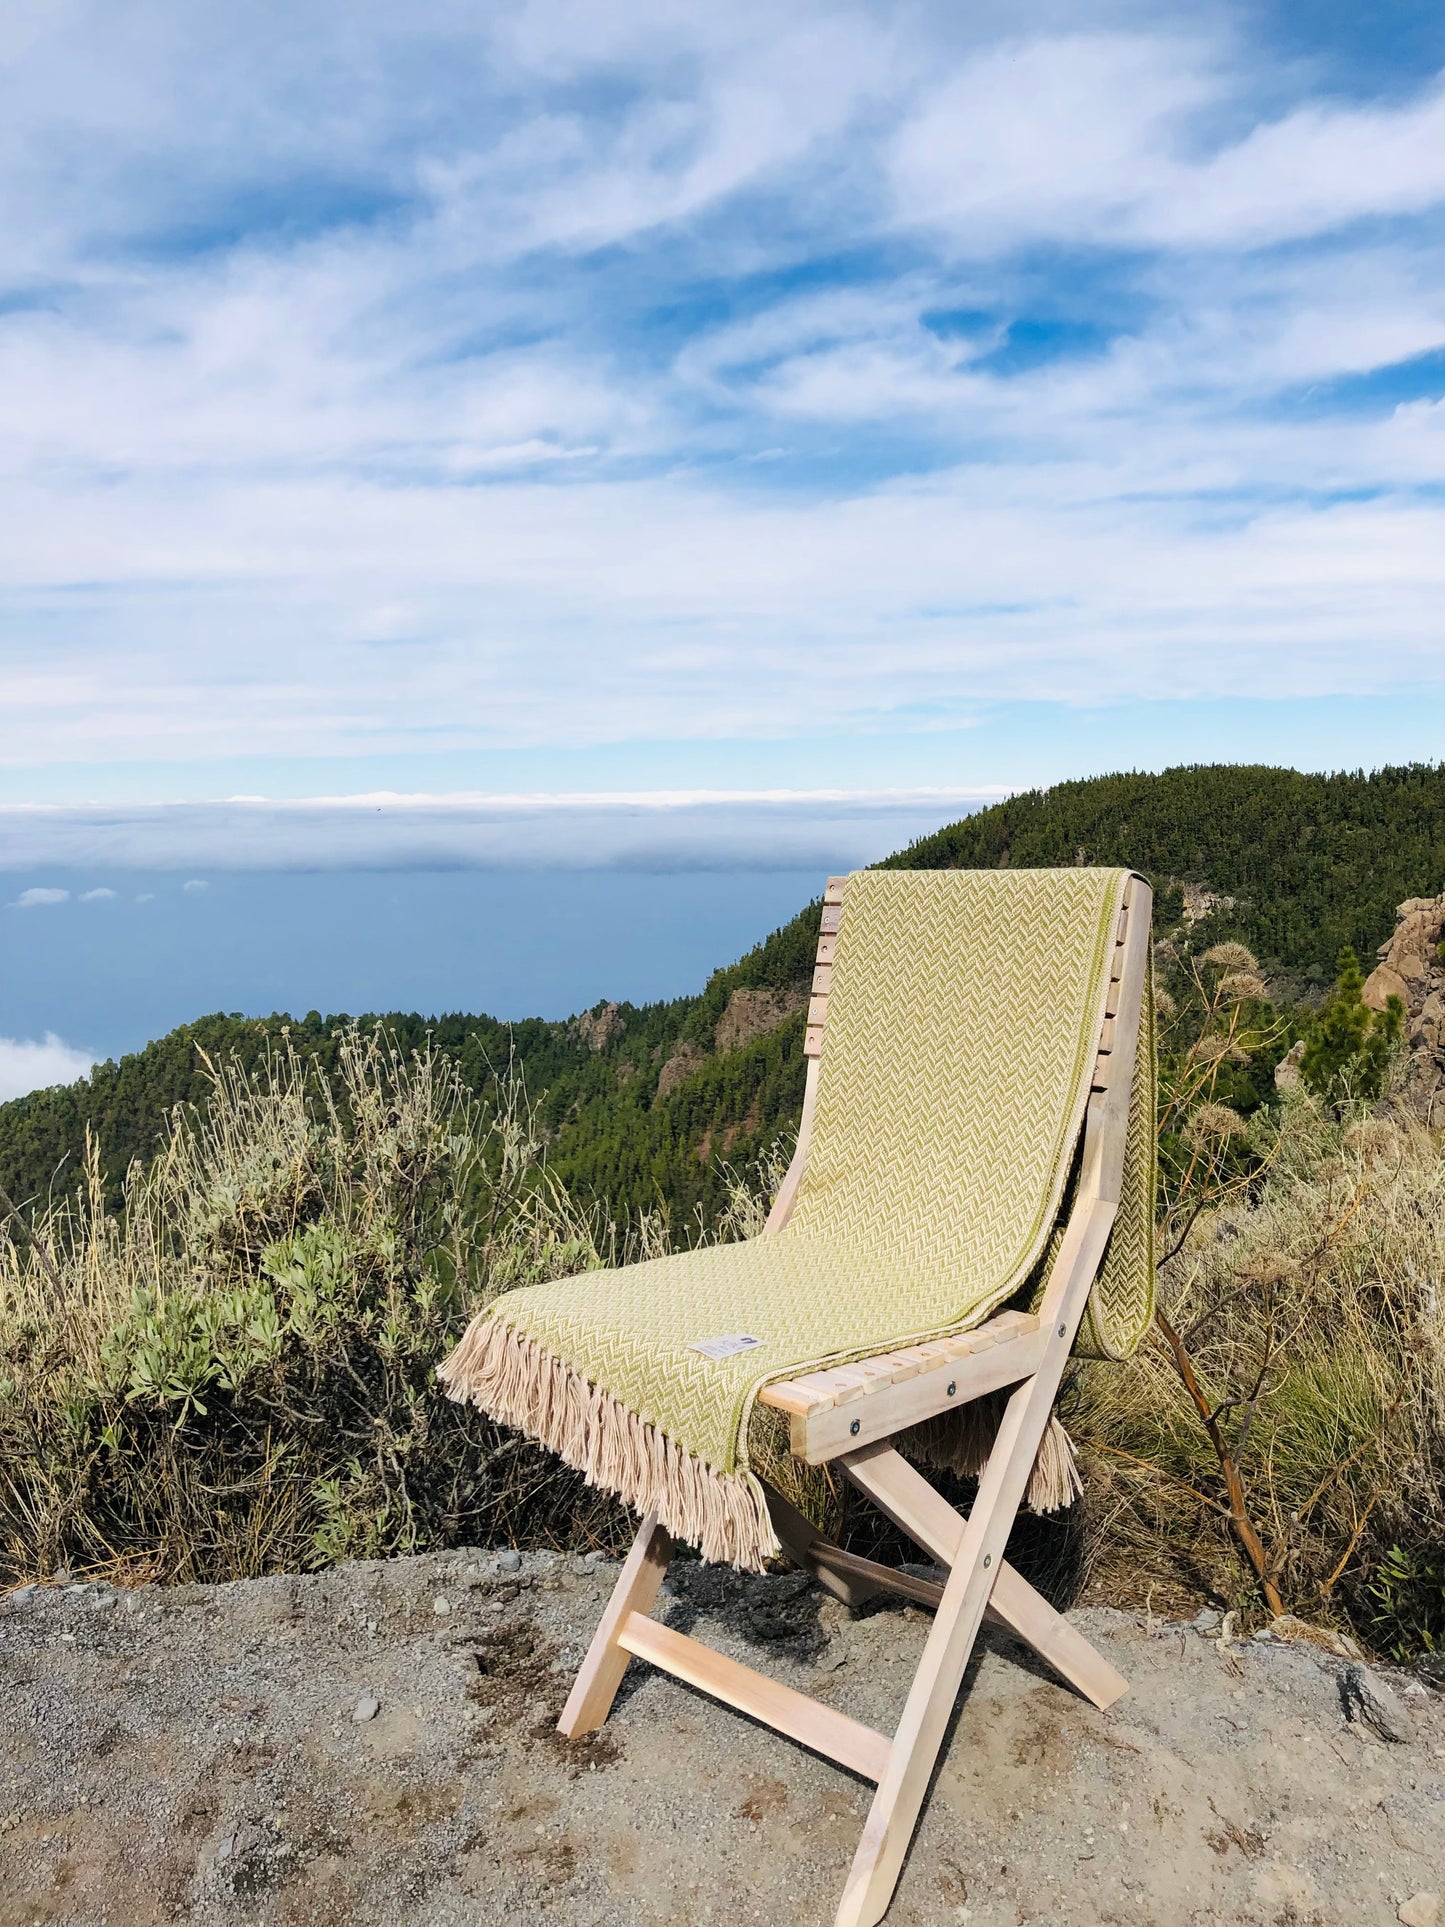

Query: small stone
left=497, top=1550, right=522, bottom=1573
left=9, top=1586, right=35, bottom=1607
left=215, top=1833, right=235, bottom=1862
left=433, top=1596, right=452, bottom=1616
left=1191, top=1608, right=1222, bottom=1634
left=1340, top=1663, right=1410, bottom=1743
left=352, top=1695, right=381, bottom=1723
left=1398, top=1895, right=1441, bottom=1927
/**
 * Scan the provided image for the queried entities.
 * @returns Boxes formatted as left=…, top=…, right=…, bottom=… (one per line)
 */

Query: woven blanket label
left=690, top=1333, right=763, bottom=1361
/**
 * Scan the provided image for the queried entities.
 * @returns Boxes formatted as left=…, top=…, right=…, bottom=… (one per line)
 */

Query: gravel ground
left=1, top=1547, right=1442, bottom=1927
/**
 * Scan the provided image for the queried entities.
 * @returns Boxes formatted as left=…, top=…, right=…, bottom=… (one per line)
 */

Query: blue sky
left=2, top=0, right=1444, bottom=1086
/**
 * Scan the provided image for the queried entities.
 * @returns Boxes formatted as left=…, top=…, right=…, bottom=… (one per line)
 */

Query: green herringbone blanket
left=440, top=868, right=1155, bottom=1567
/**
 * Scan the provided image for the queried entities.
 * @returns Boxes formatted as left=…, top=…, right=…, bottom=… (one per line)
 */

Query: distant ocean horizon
left=0, top=867, right=832, bottom=1079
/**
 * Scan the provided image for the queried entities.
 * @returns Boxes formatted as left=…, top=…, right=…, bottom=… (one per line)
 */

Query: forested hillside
left=887, top=761, right=1445, bottom=968
left=4, top=760, right=1443, bottom=1227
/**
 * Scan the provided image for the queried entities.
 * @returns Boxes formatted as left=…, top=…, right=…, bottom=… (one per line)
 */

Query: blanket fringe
left=438, top=1313, right=781, bottom=1571
left=904, top=1395, right=1083, bottom=1513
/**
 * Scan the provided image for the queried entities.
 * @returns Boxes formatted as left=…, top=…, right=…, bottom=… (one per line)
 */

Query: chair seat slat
left=759, top=1313, right=1041, bottom=1420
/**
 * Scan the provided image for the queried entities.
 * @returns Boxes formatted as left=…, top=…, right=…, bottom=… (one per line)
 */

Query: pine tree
left=1299, top=948, right=1404, bottom=1101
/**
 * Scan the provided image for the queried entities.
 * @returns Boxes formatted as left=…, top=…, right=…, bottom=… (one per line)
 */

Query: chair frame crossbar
left=557, top=875, right=1152, bottom=1927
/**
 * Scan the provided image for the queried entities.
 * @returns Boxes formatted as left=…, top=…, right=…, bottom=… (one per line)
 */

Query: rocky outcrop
left=1274, top=1038, right=1306, bottom=1094
left=1364, top=893, right=1445, bottom=1120
left=574, top=1002, right=625, bottom=1053
left=652, top=987, right=806, bottom=1103
left=1181, top=883, right=1236, bottom=923
left=654, top=1040, right=706, bottom=1099
left=713, top=985, right=806, bottom=1055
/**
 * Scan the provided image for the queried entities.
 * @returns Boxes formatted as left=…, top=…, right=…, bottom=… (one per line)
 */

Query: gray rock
left=432, top=1595, right=452, bottom=1616
left=1339, top=1662, right=1410, bottom=1742
left=1191, top=1608, right=1222, bottom=1633
left=352, top=1695, right=381, bottom=1723
left=1398, top=1895, right=1441, bottom=1927
left=497, top=1549, right=522, bottom=1573
left=9, top=1585, right=36, bottom=1607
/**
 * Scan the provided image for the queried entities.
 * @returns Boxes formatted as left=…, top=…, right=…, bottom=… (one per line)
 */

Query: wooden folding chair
left=557, top=874, right=1151, bottom=1927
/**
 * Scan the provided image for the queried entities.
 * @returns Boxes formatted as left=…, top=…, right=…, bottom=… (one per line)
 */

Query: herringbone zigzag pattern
left=441, top=867, right=1155, bottom=1564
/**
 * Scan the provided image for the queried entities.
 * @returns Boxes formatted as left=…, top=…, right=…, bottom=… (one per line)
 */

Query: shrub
left=0, top=1030, right=624, bottom=1583
left=1073, top=1097, right=1445, bottom=1652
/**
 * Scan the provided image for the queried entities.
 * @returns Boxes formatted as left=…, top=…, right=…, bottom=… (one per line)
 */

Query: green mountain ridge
left=4, top=760, right=1444, bottom=1226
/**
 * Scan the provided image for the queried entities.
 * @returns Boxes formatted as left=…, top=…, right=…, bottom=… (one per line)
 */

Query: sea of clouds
left=0, top=788, right=999, bottom=874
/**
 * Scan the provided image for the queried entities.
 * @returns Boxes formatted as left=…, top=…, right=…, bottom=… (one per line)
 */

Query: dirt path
left=2, top=1548, right=1441, bottom=1926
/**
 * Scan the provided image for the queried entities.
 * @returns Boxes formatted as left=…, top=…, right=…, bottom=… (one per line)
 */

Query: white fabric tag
left=690, top=1333, right=763, bottom=1361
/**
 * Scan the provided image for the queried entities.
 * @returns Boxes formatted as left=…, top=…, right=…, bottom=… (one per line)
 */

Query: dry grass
left=0, top=1030, right=624, bottom=1584
left=1072, top=1095, right=1445, bottom=1652
left=0, top=1028, right=794, bottom=1589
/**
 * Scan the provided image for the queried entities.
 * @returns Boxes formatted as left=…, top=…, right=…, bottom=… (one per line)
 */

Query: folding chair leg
left=990, top=1564, right=1128, bottom=1711
left=833, top=1514, right=1000, bottom=1925
left=557, top=1512, right=672, bottom=1738
left=764, top=1482, right=882, bottom=1610
left=843, top=1442, right=1127, bottom=1712
left=837, top=1350, right=1092, bottom=1927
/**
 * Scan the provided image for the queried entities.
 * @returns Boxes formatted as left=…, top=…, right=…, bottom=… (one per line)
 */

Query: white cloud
left=6, top=885, right=69, bottom=908
left=0, top=788, right=1002, bottom=873
left=0, top=1033, right=98, bottom=1102
left=182, top=877, right=208, bottom=891
left=892, top=34, right=1445, bottom=254
left=0, top=7, right=1441, bottom=780
left=891, top=34, right=1218, bottom=251
left=78, top=885, right=117, bottom=900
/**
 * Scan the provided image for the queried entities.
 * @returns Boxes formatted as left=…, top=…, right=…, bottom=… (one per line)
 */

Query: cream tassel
left=1026, top=1414, right=1083, bottom=1513
left=903, top=1396, right=1083, bottom=1513
left=438, top=1312, right=780, bottom=1571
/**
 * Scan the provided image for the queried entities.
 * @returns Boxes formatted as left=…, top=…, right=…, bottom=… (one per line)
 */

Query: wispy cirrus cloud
left=0, top=3, right=1442, bottom=788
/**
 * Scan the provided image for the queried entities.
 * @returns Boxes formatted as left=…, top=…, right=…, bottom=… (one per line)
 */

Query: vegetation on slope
left=888, top=760, right=1445, bottom=973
